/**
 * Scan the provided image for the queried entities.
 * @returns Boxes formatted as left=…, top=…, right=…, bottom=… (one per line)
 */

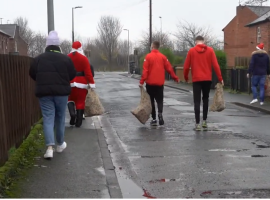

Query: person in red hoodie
left=140, top=41, right=179, bottom=126
left=184, top=36, right=223, bottom=131
left=68, top=41, right=95, bottom=127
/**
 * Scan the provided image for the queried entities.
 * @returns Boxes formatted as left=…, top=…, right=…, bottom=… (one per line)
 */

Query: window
left=15, top=40, right=17, bottom=52
left=257, top=27, right=261, bottom=43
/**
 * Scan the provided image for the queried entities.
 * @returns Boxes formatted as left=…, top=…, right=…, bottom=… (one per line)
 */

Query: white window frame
left=257, top=27, right=261, bottom=44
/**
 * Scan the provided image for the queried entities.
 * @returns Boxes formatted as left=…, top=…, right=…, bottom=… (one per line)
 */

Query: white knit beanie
left=46, top=31, right=60, bottom=46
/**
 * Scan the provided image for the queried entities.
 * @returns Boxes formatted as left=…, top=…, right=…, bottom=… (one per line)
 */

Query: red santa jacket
left=68, top=52, right=95, bottom=89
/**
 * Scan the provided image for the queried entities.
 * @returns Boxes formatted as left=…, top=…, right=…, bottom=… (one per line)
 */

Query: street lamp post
left=123, top=29, right=130, bottom=74
left=72, top=6, right=83, bottom=43
left=47, top=0, right=55, bottom=33
left=149, top=0, right=152, bottom=52
left=159, top=16, right=162, bottom=46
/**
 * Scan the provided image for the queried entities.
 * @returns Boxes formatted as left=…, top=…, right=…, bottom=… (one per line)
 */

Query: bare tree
left=14, top=17, right=34, bottom=56
left=96, top=16, right=123, bottom=70
left=60, top=39, right=72, bottom=55
left=116, top=40, right=134, bottom=69
left=173, top=21, right=222, bottom=51
left=240, top=0, right=268, bottom=6
left=29, top=33, right=47, bottom=57
left=139, top=31, right=174, bottom=52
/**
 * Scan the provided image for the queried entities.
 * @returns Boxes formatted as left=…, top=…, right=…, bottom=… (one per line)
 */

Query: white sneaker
left=260, top=102, right=264, bottom=106
left=56, top=142, right=67, bottom=153
left=44, top=148, right=53, bottom=159
left=250, top=99, right=258, bottom=104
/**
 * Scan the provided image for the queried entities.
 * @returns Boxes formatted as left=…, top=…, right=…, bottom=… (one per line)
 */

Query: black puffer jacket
left=29, top=46, right=76, bottom=97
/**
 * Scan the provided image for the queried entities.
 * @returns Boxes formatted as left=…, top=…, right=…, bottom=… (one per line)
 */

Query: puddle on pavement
left=224, top=155, right=269, bottom=158
left=208, top=149, right=237, bottom=152
left=251, top=155, right=269, bottom=157
left=226, top=115, right=258, bottom=118
left=115, top=169, right=150, bottom=198
left=163, top=98, right=191, bottom=106
left=170, top=106, right=194, bottom=112
left=256, top=145, right=270, bottom=148
left=148, top=179, right=181, bottom=184
left=141, top=156, right=165, bottom=158
left=95, top=166, right=106, bottom=176
left=209, top=149, right=249, bottom=152
left=225, top=155, right=251, bottom=158
left=180, top=112, right=194, bottom=116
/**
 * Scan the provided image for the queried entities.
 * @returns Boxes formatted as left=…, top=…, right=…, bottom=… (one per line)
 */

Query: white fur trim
left=89, top=84, right=96, bottom=89
left=70, top=47, right=85, bottom=56
left=257, top=46, right=264, bottom=50
left=70, top=82, right=96, bottom=89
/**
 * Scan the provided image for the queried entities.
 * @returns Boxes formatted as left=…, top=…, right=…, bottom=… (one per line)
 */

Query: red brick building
left=0, top=30, right=10, bottom=54
left=223, top=6, right=270, bottom=67
left=0, top=24, right=28, bottom=56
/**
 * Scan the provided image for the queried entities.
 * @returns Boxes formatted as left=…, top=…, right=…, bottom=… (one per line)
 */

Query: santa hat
left=256, top=43, right=264, bottom=50
left=46, top=31, right=60, bottom=46
left=71, top=41, right=85, bottom=56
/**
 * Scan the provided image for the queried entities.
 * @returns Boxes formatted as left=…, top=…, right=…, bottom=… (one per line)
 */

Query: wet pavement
left=18, top=72, right=270, bottom=198
left=19, top=110, right=121, bottom=198
left=97, top=72, right=270, bottom=198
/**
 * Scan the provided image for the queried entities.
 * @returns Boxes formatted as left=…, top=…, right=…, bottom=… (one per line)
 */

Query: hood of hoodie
left=195, top=44, right=208, bottom=53
left=252, top=49, right=268, bottom=57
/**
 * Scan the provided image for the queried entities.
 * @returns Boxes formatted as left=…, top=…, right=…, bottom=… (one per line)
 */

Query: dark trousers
left=193, top=81, right=212, bottom=124
left=146, top=84, right=164, bottom=120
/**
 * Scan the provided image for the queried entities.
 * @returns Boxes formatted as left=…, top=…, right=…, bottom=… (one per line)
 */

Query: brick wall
left=8, top=26, right=28, bottom=56
left=0, top=32, right=10, bottom=54
left=223, top=6, right=260, bottom=67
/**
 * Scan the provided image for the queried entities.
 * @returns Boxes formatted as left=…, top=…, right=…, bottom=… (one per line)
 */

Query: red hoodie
left=184, top=44, right=223, bottom=82
left=140, top=49, right=179, bottom=86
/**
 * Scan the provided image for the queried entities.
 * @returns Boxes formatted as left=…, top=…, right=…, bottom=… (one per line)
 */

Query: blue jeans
left=39, top=96, right=68, bottom=146
left=251, top=75, right=266, bottom=102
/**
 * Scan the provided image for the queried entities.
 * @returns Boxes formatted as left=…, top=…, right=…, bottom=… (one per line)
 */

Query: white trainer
left=56, top=142, right=67, bottom=153
left=44, top=148, right=53, bottom=159
left=250, top=99, right=258, bottom=104
left=260, top=102, right=264, bottom=106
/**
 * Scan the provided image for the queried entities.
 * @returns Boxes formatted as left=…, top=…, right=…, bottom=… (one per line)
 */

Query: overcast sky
left=0, top=0, right=267, bottom=44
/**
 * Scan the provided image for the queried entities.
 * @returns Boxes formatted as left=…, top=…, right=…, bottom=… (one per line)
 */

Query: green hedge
left=139, top=48, right=183, bottom=73
left=215, top=50, right=227, bottom=69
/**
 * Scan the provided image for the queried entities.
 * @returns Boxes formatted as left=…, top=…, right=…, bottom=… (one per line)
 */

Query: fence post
left=0, top=56, right=8, bottom=165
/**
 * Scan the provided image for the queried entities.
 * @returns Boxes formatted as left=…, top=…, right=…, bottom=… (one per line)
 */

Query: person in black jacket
left=29, top=31, right=76, bottom=159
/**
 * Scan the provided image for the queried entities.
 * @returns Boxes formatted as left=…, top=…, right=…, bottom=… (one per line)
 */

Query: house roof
left=222, top=6, right=270, bottom=30
left=0, top=24, right=17, bottom=38
left=247, top=6, right=270, bottom=16
left=0, top=29, right=11, bottom=37
left=246, top=9, right=270, bottom=26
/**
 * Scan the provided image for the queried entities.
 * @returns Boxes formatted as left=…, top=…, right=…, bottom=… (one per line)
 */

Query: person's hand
left=247, top=74, right=250, bottom=79
left=175, top=79, right=180, bottom=84
left=139, top=84, right=143, bottom=87
left=220, top=80, right=224, bottom=86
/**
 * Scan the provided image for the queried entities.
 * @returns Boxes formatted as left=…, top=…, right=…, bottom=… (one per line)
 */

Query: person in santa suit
left=67, top=41, right=95, bottom=127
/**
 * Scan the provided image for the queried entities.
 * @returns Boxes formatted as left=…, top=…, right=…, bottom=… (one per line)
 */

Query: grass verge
left=0, top=119, right=44, bottom=198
